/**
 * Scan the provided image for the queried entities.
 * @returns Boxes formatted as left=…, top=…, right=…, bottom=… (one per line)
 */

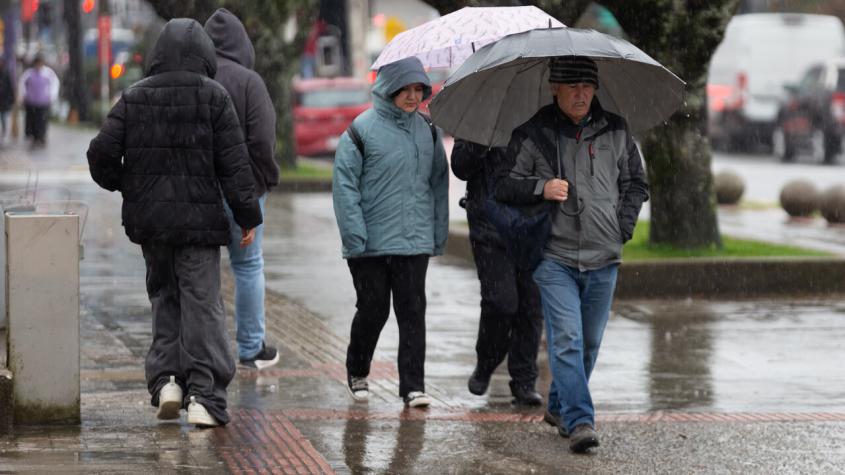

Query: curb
left=445, top=226, right=845, bottom=299
left=0, top=369, right=12, bottom=434
left=275, top=179, right=332, bottom=193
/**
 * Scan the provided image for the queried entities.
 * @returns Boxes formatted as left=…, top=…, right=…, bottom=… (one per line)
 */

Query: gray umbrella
left=429, top=27, right=685, bottom=147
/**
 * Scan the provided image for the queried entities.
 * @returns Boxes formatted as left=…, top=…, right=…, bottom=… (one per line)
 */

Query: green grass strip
left=623, top=222, right=830, bottom=260
left=280, top=162, right=333, bottom=180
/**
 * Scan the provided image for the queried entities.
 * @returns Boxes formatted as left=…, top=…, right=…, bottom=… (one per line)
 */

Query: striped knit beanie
left=548, top=56, right=599, bottom=89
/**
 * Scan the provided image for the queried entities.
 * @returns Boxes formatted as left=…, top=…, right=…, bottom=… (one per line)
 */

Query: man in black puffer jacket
left=87, top=18, right=262, bottom=428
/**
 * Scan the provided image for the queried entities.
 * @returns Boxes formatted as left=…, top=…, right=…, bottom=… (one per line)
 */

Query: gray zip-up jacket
left=205, top=8, right=278, bottom=197
left=495, top=101, right=649, bottom=271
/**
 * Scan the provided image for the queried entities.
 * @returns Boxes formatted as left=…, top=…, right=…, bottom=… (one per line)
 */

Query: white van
left=707, top=13, right=845, bottom=151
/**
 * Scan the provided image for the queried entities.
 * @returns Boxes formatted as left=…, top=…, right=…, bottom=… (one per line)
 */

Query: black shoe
left=467, top=367, right=492, bottom=395
left=543, top=409, right=561, bottom=427
left=557, top=425, right=569, bottom=439
left=569, top=424, right=599, bottom=453
left=510, top=383, right=543, bottom=406
left=239, top=342, right=280, bottom=370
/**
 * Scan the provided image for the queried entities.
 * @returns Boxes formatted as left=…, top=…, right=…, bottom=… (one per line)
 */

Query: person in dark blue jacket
left=451, top=139, right=543, bottom=407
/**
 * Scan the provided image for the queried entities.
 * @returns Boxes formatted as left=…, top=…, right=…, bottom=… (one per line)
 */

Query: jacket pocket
left=589, top=198, right=623, bottom=245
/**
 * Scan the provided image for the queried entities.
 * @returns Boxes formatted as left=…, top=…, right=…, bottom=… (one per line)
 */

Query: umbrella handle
left=560, top=196, right=585, bottom=217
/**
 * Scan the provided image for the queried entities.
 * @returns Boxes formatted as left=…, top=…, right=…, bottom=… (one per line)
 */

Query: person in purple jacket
left=18, top=54, right=59, bottom=147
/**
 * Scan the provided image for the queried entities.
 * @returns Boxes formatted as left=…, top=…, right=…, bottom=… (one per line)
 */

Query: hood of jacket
left=372, top=57, right=432, bottom=120
left=204, top=8, right=255, bottom=69
left=147, top=18, right=217, bottom=78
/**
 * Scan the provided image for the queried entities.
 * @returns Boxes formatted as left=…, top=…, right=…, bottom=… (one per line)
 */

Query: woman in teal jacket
left=332, top=56, right=449, bottom=408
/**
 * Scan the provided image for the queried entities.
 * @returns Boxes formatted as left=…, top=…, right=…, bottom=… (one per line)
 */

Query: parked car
left=293, top=77, right=371, bottom=156
left=773, top=59, right=845, bottom=164
left=707, top=13, right=845, bottom=152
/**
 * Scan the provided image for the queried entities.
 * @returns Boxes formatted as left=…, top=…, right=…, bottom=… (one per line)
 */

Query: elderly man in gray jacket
left=205, top=8, right=280, bottom=370
left=495, top=56, right=649, bottom=454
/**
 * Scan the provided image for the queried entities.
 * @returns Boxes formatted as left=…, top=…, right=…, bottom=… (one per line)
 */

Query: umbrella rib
left=486, top=58, right=546, bottom=145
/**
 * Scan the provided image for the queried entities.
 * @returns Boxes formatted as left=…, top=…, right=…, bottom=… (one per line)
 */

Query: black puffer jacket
left=204, top=8, right=279, bottom=196
left=87, top=18, right=262, bottom=246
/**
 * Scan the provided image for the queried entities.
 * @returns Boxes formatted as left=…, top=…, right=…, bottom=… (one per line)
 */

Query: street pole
left=63, top=0, right=87, bottom=122
left=97, top=0, right=111, bottom=118
left=347, top=0, right=369, bottom=81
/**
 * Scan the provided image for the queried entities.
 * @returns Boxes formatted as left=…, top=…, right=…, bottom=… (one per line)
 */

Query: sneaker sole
left=156, top=399, right=182, bottom=420
left=252, top=352, right=280, bottom=371
left=346, top=385, right=369, bottom=402
left=406, top=398, right=432, bottom=408
left=511, top=397, right=543, bottom=407
left=570, top=436, right=599, bottom=453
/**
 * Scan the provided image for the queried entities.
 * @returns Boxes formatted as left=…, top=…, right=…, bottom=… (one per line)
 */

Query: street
left=0, top=125, right=844, bottom=473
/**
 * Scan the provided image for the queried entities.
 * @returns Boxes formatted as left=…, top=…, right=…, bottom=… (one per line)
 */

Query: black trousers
left=142, top=244, right=235, bottom=425
left=470, top=236, right=543, bottom=387
left=24, top=103, right=49, bottom=143
left=346, top=255, right=429, bottom=398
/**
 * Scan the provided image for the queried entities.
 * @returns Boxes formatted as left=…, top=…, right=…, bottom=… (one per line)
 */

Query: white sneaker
left=187, top=396, right=220, bottom=428
left=156, top=375, right=183, bottom=420
left=347, top=376, right=369, bottom=402
left=404, top=391, right=432, bottom=408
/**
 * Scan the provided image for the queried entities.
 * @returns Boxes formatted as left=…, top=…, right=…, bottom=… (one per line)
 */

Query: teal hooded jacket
left=332, top=57, right=449, bottom=259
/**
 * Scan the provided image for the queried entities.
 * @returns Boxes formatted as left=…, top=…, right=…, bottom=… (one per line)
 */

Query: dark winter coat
left=332, top=57, right=449, bottom=258
left=0, top=66, right=14, bottom=112
left=86, top=18, right=262, bottom=246
left=450, top=138, right=504, bottom=245
left=495, top=100, right=649, bottom=271
left=204, top=8, right=279, bottom=197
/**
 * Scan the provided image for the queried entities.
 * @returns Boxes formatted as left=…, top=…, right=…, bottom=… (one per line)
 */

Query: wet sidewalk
left=1, top=126, right=845, bottom=473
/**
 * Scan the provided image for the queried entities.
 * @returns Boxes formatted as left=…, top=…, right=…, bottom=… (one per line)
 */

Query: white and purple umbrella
left=370, top=6, right=564, bottom=71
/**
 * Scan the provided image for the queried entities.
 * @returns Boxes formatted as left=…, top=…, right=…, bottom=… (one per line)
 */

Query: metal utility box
left=6, top=212, right=80, bottom=424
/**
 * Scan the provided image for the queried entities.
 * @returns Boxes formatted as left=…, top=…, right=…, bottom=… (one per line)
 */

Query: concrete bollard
left=780, top=179, right=820, bottom=218
left=715, top=170, right=745, bottom=205
left=6, top=212, right=80, bottom=424
left=820, top=184, right=845, bottom=224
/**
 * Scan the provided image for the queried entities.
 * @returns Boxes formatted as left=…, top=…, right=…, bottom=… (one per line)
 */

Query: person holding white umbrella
left=493, top=56, right=649, bottom=453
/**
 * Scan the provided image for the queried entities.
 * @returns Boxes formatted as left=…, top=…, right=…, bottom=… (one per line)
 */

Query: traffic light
left=82, top=0, right=95, bottom=14
left=110, top=63, right=124, bottom=79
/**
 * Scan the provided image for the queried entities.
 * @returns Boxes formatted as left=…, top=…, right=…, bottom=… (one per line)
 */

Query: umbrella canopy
left=429, top=27, right=685, bottom=147
left=370, top=6, right=564, bottom=71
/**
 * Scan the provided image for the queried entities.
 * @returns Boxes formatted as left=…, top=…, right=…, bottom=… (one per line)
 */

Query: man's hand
left=240, top=228, right=256, bottom=248
left=543, top=178, right=569, bottom=202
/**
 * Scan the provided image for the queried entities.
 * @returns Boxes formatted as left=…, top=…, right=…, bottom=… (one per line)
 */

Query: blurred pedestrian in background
left=0, top=61, right=15, bottom=145
left=205, top=8, right=280, bottom=371
left=451, top=139, right=544, bottom=407
left=332, top=56, right=449, bottom=408
left=86, top=18, right=262, bottom=428
left=18, top=54, right=59, bottom=147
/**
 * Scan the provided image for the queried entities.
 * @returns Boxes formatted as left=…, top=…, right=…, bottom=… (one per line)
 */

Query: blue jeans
left=532, top=259, right=618, bottom=433
left=224, top=194, right=267, bottom=361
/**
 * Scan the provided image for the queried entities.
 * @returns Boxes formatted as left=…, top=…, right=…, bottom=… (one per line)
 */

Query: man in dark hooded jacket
left=87, top=18, right=262, bottom=428
left=205, top=8, right=280, bottom=371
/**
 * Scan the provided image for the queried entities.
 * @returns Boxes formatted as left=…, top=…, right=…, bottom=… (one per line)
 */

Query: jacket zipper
left=588, top=142, right=595, bottom=176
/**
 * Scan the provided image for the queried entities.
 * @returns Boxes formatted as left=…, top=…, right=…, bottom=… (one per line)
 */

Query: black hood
left=146, top=18, right=217, bottom=78
left=204, top=8, right=255, bottom=69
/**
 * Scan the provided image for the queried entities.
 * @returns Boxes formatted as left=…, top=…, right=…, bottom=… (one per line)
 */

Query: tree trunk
left=642, top=120, right=721, bottom=247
